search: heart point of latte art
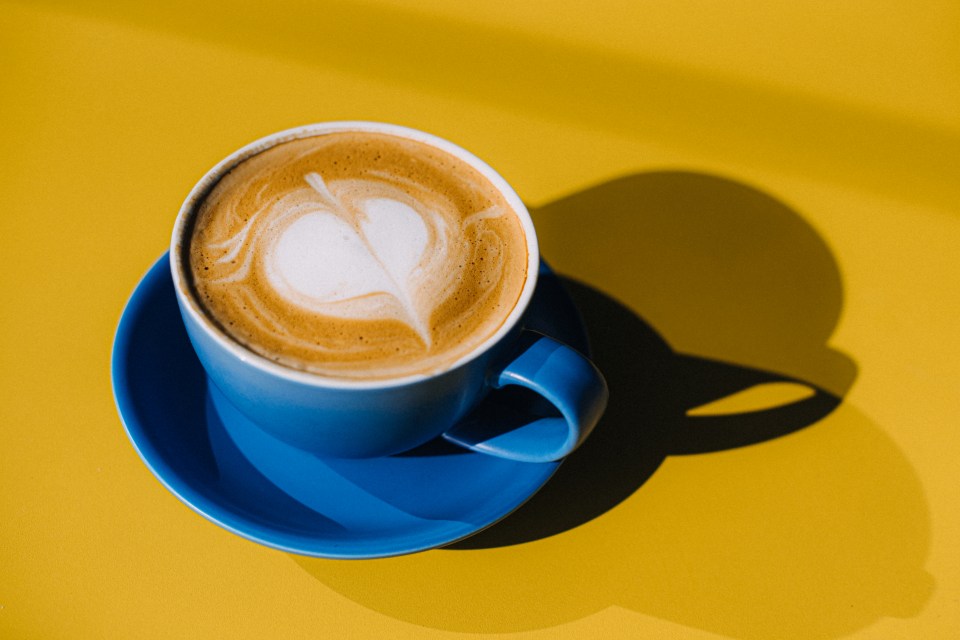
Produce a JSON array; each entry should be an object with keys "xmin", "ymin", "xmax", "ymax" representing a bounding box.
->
[{"xmin": 188, "ymin": 132, "xmax": 528, "ymax": 380}]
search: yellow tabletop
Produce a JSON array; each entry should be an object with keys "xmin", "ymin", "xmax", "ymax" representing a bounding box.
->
[{"xmin": 3, "ymin": 1, "xmax": 959, "ymax": 637}]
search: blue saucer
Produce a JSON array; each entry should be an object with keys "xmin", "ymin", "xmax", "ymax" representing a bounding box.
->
[{"xmin": 112, "ymin": 254, "xmax": 591, "ymax": 558}]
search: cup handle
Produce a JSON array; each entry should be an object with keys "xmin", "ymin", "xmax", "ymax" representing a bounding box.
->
[{"xmin": 443, "ymin": 331, "xmax": 609, "ymax": 463}]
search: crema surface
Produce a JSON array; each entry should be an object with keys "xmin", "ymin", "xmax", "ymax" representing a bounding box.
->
[{"xmin": 187, "ymin": 132, "xmax": 528, "ymax": 380}]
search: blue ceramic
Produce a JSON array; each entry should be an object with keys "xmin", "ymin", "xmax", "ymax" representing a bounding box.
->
[
  {"xmin": 113, "ymin": 254, "xmax": 593, "ymax": 558},
  {"xmin": 169, "ymin": 122, "xmax": 607, "ymax": 462}
]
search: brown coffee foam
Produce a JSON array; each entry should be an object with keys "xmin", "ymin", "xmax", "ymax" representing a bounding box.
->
[{"xmin": 188, "ymin": 131, "xmax": 527, "ymax": 380}]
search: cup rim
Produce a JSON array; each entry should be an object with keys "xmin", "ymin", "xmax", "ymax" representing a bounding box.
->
[{"xmin": 170, "ymin": 121, "xmax": 540, "ymax": 390}]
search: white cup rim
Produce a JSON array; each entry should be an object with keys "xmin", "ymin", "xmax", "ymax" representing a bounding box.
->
[{"xmin": 170, "ymin": 121, "xmax": 540, "ymax": 390}]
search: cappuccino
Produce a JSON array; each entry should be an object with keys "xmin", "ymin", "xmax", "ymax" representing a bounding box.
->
[{"xmin": 186, "ymin": 131, "xmax": 528, "ymax": 380}]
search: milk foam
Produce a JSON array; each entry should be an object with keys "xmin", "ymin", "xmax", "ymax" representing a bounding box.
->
[
  {"xmin": 188, "ymin": 132, "xmax": 527, "ymax": 380},
  {"xmin": 265, "ymin": 173, "xmax": 447, "ymax": 343}
]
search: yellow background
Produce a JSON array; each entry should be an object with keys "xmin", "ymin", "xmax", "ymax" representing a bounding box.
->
[{"xmin": 2, "ymin": 1, "xmax": 959, "ymax": 638}]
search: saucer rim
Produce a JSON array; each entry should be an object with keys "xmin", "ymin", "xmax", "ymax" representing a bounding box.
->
[{"xmin": 112, "ymin": 253, "xmax": 564, "ymax": 559}]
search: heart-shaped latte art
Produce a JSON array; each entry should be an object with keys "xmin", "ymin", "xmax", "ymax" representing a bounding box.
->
[
  {"xmin": 191, "ymin": 132, "xmax": 528, "ymax": 379},
  {"xmin": 263, "ymin": 173, "xmax": 434, "ymax": 343}
]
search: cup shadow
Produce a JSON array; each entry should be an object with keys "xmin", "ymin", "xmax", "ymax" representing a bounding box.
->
[
  {"xmin": 456, "ymin": 170, "xmax": 858, "ymax": 548},
  {"xmin": 294, "ymin": 171, "xmax": 932, "ymax": 638}
]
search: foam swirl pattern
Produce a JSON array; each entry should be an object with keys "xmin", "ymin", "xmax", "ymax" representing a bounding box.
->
[{"xmin": 188, "ymin": 133, "xmax": 527, "ymax": 380}]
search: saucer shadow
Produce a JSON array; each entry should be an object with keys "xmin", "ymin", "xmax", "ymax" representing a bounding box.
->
[
  {"xmin": 451, "ymin": 276, "xmax": 844, "ymax": 549},
  {"xmin": 295, "ymin": 171, "xmax": 932, "ymax": 638}
]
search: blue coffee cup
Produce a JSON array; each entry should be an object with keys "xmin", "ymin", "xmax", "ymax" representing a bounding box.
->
[{"xmin": 170, "ymin": 122, "xmax": 607, "ymax": 462}]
